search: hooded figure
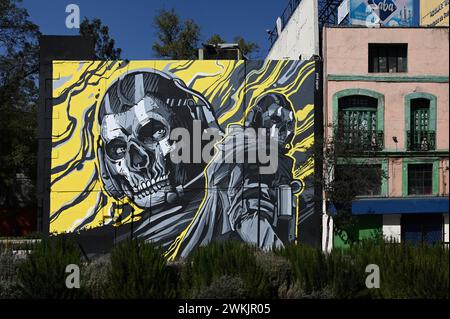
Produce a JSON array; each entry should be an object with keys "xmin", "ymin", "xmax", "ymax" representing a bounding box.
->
[
  {"xmin": 97, "ymin": 69, "xmax": 299, "ymax": 258},
  {"xmin": 167, "ymin": 93, "xmax": 300, "ymax": 259}
]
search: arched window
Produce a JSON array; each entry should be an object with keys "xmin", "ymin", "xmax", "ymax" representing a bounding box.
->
[
  {"xmin": 408, "ymin": 98, "xmax": 434, "ymax": 151},
  {"xmin": 405, "ymin": 93, "xmax": 437, "ymax": 151},
  {"xmin": 337, "ymin": 95, "xmax": 382, "ymax": 150}
]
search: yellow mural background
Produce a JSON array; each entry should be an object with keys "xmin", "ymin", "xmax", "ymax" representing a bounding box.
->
[
  {"xmin": 420, "ymin": 0, "xmax": 449, "ymax": 26},
  {"xmin": 50, "ymin": 60, "xmax": 315, "ymax": 251}
]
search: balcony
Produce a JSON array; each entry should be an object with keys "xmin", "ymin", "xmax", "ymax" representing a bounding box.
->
[
  {"xmin": 338, "ymin": 130, "xmax": 384, "ymax": 152},
  {"xmin": 407, "ymin": 131, "xmax": 436, "ymax": 151}
]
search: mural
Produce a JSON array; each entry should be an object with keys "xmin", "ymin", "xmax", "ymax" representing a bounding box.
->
[{"xmin": 50, "ymin": 60, "xmax": 316, "ymax": 260}]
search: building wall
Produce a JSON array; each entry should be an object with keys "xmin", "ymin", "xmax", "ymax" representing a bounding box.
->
[
  {"xmin": 323, "ymin": 28, "xmax": 449, "ymax": 188},
  {"xmin": 324, "ymin": 27, "xmax": 449, "ymax": 76},
  {"xmin": 388, "ymin": 158, "xmax": 449, "ymax": 197},
  {"xmin": 388, "ymin": 158, "xmax": 404, "ymax": 197},
  {"xmin": 439, "ymin": 158, "xmax": 450, "ymax": 195},
  {"xmin": 325, "ymin": 78, "xmax": 449, "ymax": 199},
  {"xmin": 323, "ymin": 27, "xmax": 450, "ymax": 151},
  {"xmin": 48, "ymin": 60, "xmax": 319, "ymax": 259},
  {"xmin": 333, "ymin": 215, "xmax": 382, "ymax": 248},
  {"xmin": 267, "ymin": 0, "xmax": 319, "ymax": 60},
  {"xmin": 325, "ymin": 81, "xmax": 449, "ymax": 151},
  {"xmin": 323, "ymin": 27, "xmax": 449, "ymax": 248}
]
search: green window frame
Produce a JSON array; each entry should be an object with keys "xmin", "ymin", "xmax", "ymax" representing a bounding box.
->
[
  {"xmin": 402, "ymin": 158, "xmax": 439, "ymax": 196},
  {"xmin": 404, "ymin": 93, "xmax": 437, "ymax": 151},
  {"xmin": 333, "ymin": 89, "xmax": 385, "ymax": 151}
]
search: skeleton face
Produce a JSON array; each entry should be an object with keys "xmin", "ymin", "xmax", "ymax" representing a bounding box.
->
[{"xmin": 100, "ymin": 95, "xmax": 175, "ymax": 208}]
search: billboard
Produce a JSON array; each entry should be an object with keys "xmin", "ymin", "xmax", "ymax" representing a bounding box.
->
[
  {"xmin": 338, "ymin": 0, "xmax": 351, "ymax": 24},
  {"xmin": 350, "ymin": 0, "xmax": 417, "ymax": 26},
  {"xmin": 49, "ymin": 60, "xmax": 317, "ymax": 259},
  {"xmin": 420, "ymin": 0, "xmax": 449, "ymax": 26}
]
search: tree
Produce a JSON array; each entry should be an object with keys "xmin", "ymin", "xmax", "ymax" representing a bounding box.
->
[
  {"xmin": 206, "ymin": 34, "xmax": 226, "ymax": 46},
  {"xmin": 153, "ymin": 10, "xmax": 259, "ymax": 59},
  {"xmin": 318, "ymin": 124, "xmax": 388, "ymax": 247},
  {"xmin": 206, "ymin": 34, "xmax": 259, "ymax": 58},
  {"xmin": 233, "ymin": 36, "xmax": 259, "ymax": 57},
  {"xmin": 79, "ymin": 17, "xmax": 122, "ymax": 60},
  {"xmin": 0, "ymin": 0, "xmax": 40, "ymax": 207},
  {"xmin": 152, "ymin": 9, "xmax": 200, "ymax": 59}
]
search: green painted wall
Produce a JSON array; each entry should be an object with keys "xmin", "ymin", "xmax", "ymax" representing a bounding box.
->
[{"xmin": 334, "ymin": 215, "xmax": 383, "ymax": 248}]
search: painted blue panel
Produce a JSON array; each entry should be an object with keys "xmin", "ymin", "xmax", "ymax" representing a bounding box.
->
[
  {"xmin": 352, "ymin": 197, "xmax": 449, "ymax": 215},
  {"xmin": 329, "ymin": 197, "xmax": 449, "ymax": 215},
  {"xmin": 349, "ymin": 0, "xmax": 418, "ymax": 26},
  {"xmin": 413, "ymin": 0, "xmax": 420, "ymax": 26}
]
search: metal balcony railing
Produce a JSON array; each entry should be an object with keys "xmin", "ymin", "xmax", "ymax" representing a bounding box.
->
[
  {"xmin": 407, "ymin": 131, "xmax": 436, "ymax": 151},
  {"xmin": 338, "ymin": 130, "xmax": 384, "ymax": 152}
]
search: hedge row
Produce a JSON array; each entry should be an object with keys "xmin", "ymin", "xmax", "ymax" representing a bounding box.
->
[{"xmin": 0, "ymin": 237, "xmax": 448, "ymax": 299}]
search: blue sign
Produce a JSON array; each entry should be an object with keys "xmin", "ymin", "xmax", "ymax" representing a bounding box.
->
[
  {"xmin": 349, "ymin": 0, "xmax": 418, "ymax": 26},
  {"xmin": 368, "ymin": 0, "xmax": 397, "ymax": 21}
]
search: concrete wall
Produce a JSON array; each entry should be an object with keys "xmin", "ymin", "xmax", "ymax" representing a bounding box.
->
[{"xmin": 267, "ymin": 0, "xmax": 319, "ymax": 60}]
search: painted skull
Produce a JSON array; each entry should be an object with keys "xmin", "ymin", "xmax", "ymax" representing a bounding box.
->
[
  {"xmin": 100, "ymin": 94, "xmax": 174, "ymax": 208},
  {"xmin": 245, "ymin": 93, "xmax": 295, "ymax": 147},
  {"xmin": 98, "ymin": 70, "xmax": 220, "ymax": 209}
]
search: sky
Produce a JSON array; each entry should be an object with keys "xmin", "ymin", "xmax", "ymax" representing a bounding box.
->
[{"xmin": 21, "ymin": 0, "xmax": 288, "ymax": 59}]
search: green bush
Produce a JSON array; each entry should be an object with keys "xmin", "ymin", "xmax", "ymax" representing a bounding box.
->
[
  {"xmin": 343, "ymin": 240, "xmax": 449, "ymax": 299},
  {"xmin": 327, "ymin": 245, "xmax": 370, "ymax": 298},
  {"xmin": 255, "ymin": 251, "xmax": 292, "ymax": 298},
  {"xmin": 16, "ymin": 236, "xmax": 86, "ymax": 299},
  {"xmin": 3, "ymin": 236, "xmax": 447, "ymax": 299},
  {"xmin": 277, "ymin": 240, "xmax": 449, "ymax": 299},
  {"xmin": 82, "ymin": 254, "xmax": 110, "ymax": 299},
  {"xmin": 106, "ymin": 240, "xmax": 177, "ymax": 299},
  {"xmin": 194, "ymin": 275, "xmax": 247, "ymax": 299},
  {"xmin": 181, "ymin": 241, "xmax": 270, "ymax": 298},
  {"xmin": 1, "ymin": 247, "xmax": 18, "ymax": 281},
  {"xmin": 0, "ymin": 248, "xmax": 23, "ymax": 299},
  {"xmin": 275, "ymin": 244, "xmax": 328, "ymax": 295},
  {"xmin": 278, "ymin": 282, "xmax": 334, "ymax": 299}
]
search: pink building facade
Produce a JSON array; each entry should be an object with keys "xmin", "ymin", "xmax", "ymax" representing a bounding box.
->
[{"xmin": 322, "ymin": 27, "xmax": 449, "ymax": 249}]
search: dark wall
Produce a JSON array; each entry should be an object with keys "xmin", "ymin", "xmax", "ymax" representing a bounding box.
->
[{"xmin": 37, "ymin": 36, "xmax": 95, "ymax": 234}]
